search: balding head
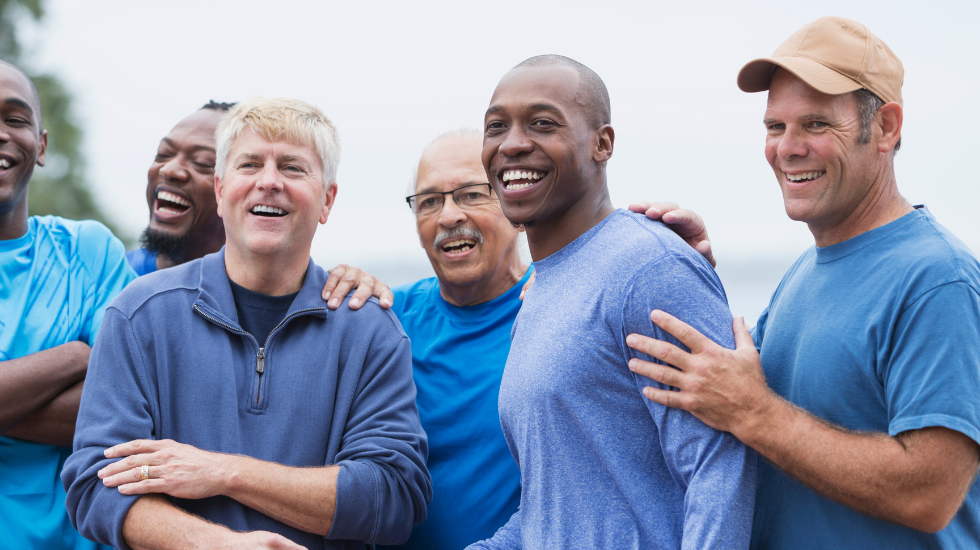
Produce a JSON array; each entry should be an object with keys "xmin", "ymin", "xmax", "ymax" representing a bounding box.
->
[
  {"xmin": 514, "ymin": 55, "xmax": 610, "ymax": 130},
  {"xmin": 0, "ymin": 60, "xmax": 42, "ymax": 133}
]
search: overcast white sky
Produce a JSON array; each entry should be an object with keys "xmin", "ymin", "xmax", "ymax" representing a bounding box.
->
[{"xmin": 14, "ymin": 0, "xmax": 980, "ymax": 320}]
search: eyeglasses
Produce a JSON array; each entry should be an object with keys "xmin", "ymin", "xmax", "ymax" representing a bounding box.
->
[{"xmin": 406, "ymin": 183, "xmax": 496, "ymax": 217}]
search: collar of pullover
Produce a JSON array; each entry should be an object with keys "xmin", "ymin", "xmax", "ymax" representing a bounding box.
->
[{"xmin": 192, "ymin": 247, "xmax": 328, "ymax": 332}]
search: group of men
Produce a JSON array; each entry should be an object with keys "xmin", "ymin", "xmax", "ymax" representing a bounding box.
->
[{"xmin": 1, "ymin": 15, "xmax": 978, "ymax": 550}]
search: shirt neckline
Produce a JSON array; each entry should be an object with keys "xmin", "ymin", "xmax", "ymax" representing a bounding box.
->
[
  {"xmin": 0, "ymin": 217, "xmax": 35, "ymax": 253},
  {"xmin": 815, "ymin": 206, "xmax": 929, "ymax": 264},
  {"xmin": 433, "ymin": 266, "xmax": 534, "ymax": 320}
]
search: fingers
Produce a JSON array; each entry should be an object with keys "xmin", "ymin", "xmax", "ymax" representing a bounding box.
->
[
  {"xmin": 733, "ymin": 316, "xmax": 755, "ymax": 351},
  {"xmin": 98, "ymin": 452, "xmax": 157, "ymax": 479},
  {"xmin": 625, "ymin": 333, "xmax": 693, "ymax": 371},
  {"xmin": 115, "ymin": 478, "xmax": 169, "ymax": 496},
  {"xmin": 519, "ymin": 271, "xmax": 536, "ymax": 301},
  {"xmin": 640, "ymin": 386, "xmax": 694, "ymax": 411},
  {"xmin": 694, "ymin": 240, "xmax": 716, "ymax": 268},
  {"xmin": 349, "ymin": 276, "xmax": 392, "ymax": 310},
  {"xmin": 105, "ymin": 439, "xmax": 163, "ymax": 459},
  {"xmin": 628, "ymin": 357, "xmax": 685, "ymax": 388},
  {"xmin": 649, "ymin": 310, "xmax": 713, "ymax": 354},
  {"xmin": 323, "ymin": 265, "xmax": 356, "ymax": 309},
  {"xmin": 627, "ymin": 201, "xmax": 680, "ymax": 221}
]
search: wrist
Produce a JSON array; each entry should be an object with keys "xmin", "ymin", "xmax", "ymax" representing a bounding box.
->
[
  {"xmin": 219, "ymin": 454, "xmax": 246, "ymax": 499},
  {"xmin": 731, "ymin": 389, "xmax": 782, "ymax": 447}
]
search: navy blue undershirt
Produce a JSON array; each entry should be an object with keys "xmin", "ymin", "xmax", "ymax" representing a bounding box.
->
[{"xmin": 228, "ymin": 279, "xmax": 298, "ymax": 346}]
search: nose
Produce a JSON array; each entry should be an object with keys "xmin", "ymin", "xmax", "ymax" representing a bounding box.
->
[
  {"xmin": 257, "ymin": 164, "xmax": 283, "ymax": 192},
  {"xmin": 498, "ymin": 125, "xmax": 534, "ymax": 158},
  {"xmin": 159, "ymin": 156, "xmax": 189, "ymax": 182},
  {"xmin": 776, "ymin": 126, "xmax": 809, "ymax": 161},
  {"xmin": 438, "ymin": 194, "xmax": 467, "ymax": 228}
]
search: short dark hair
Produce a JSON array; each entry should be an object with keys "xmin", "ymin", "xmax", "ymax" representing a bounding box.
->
[
  {"xmin": 0, "ymin": 60, "xmax": 43, "ymax": 133},
  {"xmin": 201, "ymin": 100, "xmax": 236, "ymax": 112},
  {"xmin": 854, "ymin": 89, "xmax": 900, "ymax": 152},
  {"xmin": 514, "ymin": 55, "xmax": 610, "ymax": 130}
]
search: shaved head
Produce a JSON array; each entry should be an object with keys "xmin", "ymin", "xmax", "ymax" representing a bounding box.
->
[
  {"xmin": 0, "ymin": 60, "xmax": 42, "ymax": 133},
  {"xmin": 515, "ymin": 55, "xmax": 610, "ymax": 129}
]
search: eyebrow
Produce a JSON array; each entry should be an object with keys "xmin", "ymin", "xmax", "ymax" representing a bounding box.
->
[
  {"xmin": 3, "ymin": 97, "xmax": 34, "ymax": 116},
  {"xmin": 161, "ymin": 137, "xmax": 215, "ymax": 153},
  {"xmin": 416, "ymin": 182, "xmax": 487, "ymax": 194},
  {"xmin": 763, "ymin": 113, "xmax": 828, "ymax": 126},
  {"xmin": 485, "ymin": 102, "xmax": 564, "ymax": 117}
]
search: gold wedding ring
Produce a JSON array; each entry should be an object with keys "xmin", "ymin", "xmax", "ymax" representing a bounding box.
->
[{"xmin": 140, "ymin": 464, "xmax": 149, "ymax": 480}]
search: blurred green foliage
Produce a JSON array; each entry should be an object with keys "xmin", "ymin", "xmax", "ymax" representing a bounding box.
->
[{"xmin": 1, "ymin": 0, "xmax": 125, "ymax": 241}]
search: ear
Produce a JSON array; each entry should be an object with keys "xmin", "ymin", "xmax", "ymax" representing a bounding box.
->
[
  {"xmin": 594, "ymin": 124, "xmax": 614, "ymax": 163},
  {"xmin": 35, "ymin": 129, "xmax": 48, "ymax": 167},
  {"xmin": 214, "ymin": 174, "xmax": 225, "ymax": 218},
  {"xmin": 876, "ymin": 102, "xmax": 903, "ymax": 154},
  {"xmin": 319, "ymin": 182, "xmax": 338, "ymax": 224}
]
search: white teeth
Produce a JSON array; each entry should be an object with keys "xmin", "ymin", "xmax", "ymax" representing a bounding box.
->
[
  {"xmin": 787, "ymin": 171, "xmax": 825, "ymax": 182},
  {"xmin": 0, "ymin": 159, "xmax": 9, "ymax": 168},
  {"xmin": 157, "ymin": 190, "xmax": 191, "ymax": 207},
  {"xmin": 508, "ymin": 182, "xmax": 534, "ymax": 190},
  {"xmin": 443, "ymin": 239, "xmax": 475, "ymax": 249},
  {"xmin": 252, "ymin": 204, "xmax": 285, "ymax": 215},
  {"xmin": 502, "ymin": 170, "xmax": 546, "ymax": 183}
]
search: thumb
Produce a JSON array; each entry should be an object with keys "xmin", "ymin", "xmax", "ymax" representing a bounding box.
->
[{"xmin": 733, "ymin": 316, "xmax": 755, "ymax": 351}]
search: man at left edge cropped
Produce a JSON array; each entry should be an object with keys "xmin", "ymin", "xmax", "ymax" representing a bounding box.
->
[{"xmin": 0, "ymin": 60, "xmax": 133, "ymax": 549}]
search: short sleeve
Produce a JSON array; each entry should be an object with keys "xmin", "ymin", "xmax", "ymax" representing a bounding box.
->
[
  {"xmin": 76, "ymin": 221, "xmax": 136, "ymax": 346},
  {"xmin": 885, "ymin": 282, "xmax": 980, "ymax": 446}
]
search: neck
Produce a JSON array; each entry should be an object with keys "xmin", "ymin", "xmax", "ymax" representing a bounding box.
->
[
  {"xmin": 0, "ymin": 195, "xmax": 29, "ymax": 241},
  {"xmin": 156, "ymin": 218, "xmax": 227, "ymax": 270},
  {"xmin": 439, "ymin": 253, "xmax": 528, "ymax": 307},
  {"xmin": 224, "ymin": 245, "xmax": 309, "ymax": 296},
  {"xmin": 525, "ymin": 177, "xmax": 614, "ymax": 261},
  {"xmin": 809, "ymin": 162, "xmax": 912, "ymax": 247}
]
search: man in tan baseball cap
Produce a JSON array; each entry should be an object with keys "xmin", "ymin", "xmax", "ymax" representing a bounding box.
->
[{"xmin": 625, "ymin": 15, "xmax": 980, "ymax": 549}]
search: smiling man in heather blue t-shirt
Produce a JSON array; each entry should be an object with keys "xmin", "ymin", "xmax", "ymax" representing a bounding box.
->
[{"xmin": 467, "ymin": 55, "xmax": 755, "ymax": 550}]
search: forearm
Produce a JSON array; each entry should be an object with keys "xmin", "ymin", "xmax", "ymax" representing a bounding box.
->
[
  {"xmin": 223, "ymin": 455, "xmax": 339, "ymax": 536},
  {"xmin": 738, "ymin": 396, "xmax": 977, "ymax": 531},
  {"xmin": 2, "ymin": 379, "xmax": 82, "ymax": 446},
  {"xmin": 123, "ymin": 495, "xmax": 235, "ymax": 550},
  {"xmin": 0, "ymin": 341, "xmax": 89, "ymax": 430}
]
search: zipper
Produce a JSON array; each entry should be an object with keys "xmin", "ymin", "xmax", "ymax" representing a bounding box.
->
[{"xmin": 195, "ymin": 305, "xmax": 326, "ymax": 408}]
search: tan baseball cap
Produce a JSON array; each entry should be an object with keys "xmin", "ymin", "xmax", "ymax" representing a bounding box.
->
[{"xmin": 737, "ymin": 16, "xmax": 904, "ymax": 106}]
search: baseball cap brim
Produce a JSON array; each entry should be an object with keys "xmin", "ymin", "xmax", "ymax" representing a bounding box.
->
[{"xmin": 738, "ymin": 56, "xmax": 864, "ymax": 96}]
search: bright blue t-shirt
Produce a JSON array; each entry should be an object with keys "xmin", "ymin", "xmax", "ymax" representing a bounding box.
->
[
  {"xmin": 125, "ymin": 247, "xmax": 157, "ymax": 277},
  {"xmin": 383, "ymin": 268, "xmax": 530, "ymax": 550},
  {"xmin": 0, "ymin": 215, "xmax": 134, "ymax": 549},
  {"xmin": 471, "ymin": 210, "xmax": 755, "ymax": 550},
  {"xmin": 751, "ymin": 207, "xmax": 980, "ymax": 549}
]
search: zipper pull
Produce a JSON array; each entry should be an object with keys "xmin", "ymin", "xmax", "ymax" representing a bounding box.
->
[{"xmin": 256, "ymin": 347, "xmax": 265, "ymax": 374}]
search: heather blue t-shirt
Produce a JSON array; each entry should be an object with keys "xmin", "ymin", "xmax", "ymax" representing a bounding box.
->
[
  {"xmin": 751, "ymin": 207, "xmax": 980, "ymax": 549},
  {"xmin": 125, "ymin": 247, "xmax": 157, "ymax": 277},
  {"xmin": 383, "ymin": 268, "xmax": 530, "ymax": 549},
  {"xmin": 470, "ymin": 210, "xmax": 756, "ymax": 550},
  {"xmin": 1, "ymin": 216, "xmax": 133, "ymax": 550}
]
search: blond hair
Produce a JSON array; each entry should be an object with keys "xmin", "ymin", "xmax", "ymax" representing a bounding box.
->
[{"xmin": 215, "ymin": 96, "xmax": 341, "ymax": 185}]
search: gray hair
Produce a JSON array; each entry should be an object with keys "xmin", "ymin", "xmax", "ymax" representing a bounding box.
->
[{"xmin": 855, "ymin": 89, "xmax": 901, "ymax": 153}]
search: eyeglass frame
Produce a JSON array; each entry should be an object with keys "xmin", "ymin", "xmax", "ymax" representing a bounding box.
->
[{"xmin": 405, "ymin": 183, "xmax": 496, "ymax": 216}]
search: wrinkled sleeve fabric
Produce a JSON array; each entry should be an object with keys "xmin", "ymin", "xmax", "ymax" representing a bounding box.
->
[
  {"xmin": 884, "ymin": 282, "xmax": 980, "ymax": 445},
  {"xmin": 327, "ymin": 315, "xmax": 432, "ymax": 545},
  {"xmin": 61, "ymin": 307, "xmax": 154, "ymax": 550},
  {"xmin": 623, "ymin": 254, "xmax": 756, "ymax": 550},
  {"xmin": 76, "ymin": 221, "xmax": 136, "ymax": 345},
  {"xmin": 464, "ymin": 508, "xmax": 522, "ymax": 550}
]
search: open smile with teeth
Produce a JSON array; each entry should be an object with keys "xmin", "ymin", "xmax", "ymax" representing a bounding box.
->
[
  {"xmin": 441, "ymin": 239, "xmax": 477, "ymax": 254},
  {"xmin": 251, "ymin": 204, "xmax": 286, "ymax": 217},
  {"xmin": 0, "ymin": 158, "xmax": 12, "ymax": 169},
  {"xmin": 156, "ymin": 190, "xmax": 191, "ymax": 215},
  {"xmin": 786, "ymin": 171, "xmax": 825, "ymax": 183},
  {"xmin": 502, "ymin": 169, "xmax": 546, "ymax": 190}
]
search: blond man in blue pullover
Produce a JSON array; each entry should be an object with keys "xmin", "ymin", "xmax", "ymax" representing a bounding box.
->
[{"xmin": 62, "ymin": 97, "xmax": 431, "ymax": 550}]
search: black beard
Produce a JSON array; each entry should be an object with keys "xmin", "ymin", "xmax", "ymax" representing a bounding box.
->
[
  {"xmin": 510, "ymin": 221, "xmax": 535, "ymax": 229},
  {"xmin": 140, "ymin": 227, "xmax": 189, "ymax": 263}
]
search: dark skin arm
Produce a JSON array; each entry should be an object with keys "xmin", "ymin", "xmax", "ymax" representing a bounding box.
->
[
  {"xmin": 3, "ymin": 379, "xmax": 83, "ymax": 446},
  {"xmin": 0, "ymin": 341, "xmax": 89, "ymax": 435}
]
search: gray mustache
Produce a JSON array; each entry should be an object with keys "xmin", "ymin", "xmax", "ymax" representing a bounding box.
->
[{"xmin": 433, "ymin": 226, "xmax": 484, "ymax": 251}]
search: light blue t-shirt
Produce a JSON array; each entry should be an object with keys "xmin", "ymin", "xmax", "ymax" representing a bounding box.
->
[
  {"xmin": 751, "ymin": 207, "xmax": 980, "ymax": 549},
  {"xmin": 0, "ymin": 216, "xmax": 134, "ymax": 549},
  {"xmin": 383, "ymin": 268, "xmax": 530, "ymax": 549},
  {"xmin": 470, "ymin": 210, "xmax": 756, "ymax": 550}
]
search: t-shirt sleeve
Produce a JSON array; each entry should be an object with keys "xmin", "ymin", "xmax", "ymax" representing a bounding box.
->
[
  {"xmin": 622, "ymin": 253, "xmax": 756, "ymax": 550},
  {"xmin": 61, "ymin": 307, "xmax": 153, "ymax": 550},
  {"xmin": 885, "ymin": 281, "xmax": 980, "ymax": 446},
  {"xmin": 77, "ymin": 221, "xmax": 136, "ymax": 346}
]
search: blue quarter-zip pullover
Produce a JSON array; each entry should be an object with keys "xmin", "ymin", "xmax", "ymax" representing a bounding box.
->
[{"xmin": 62, "ymin": 248, "xmax": 431, "ymax": 549}]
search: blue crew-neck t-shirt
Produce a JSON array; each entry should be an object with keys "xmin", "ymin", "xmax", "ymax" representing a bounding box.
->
[
  {"xmin": 470, "ymin": 210, "xmax": 756, "ymax": 550},
  {"xmin": 751, "ymin": 207, "xmax": 980, "ymax": 549},
  {"xmin": 228, "ymin": 279, "xmax": 298, "ymax": 346},
  {"xmin": 0, "ymin": 216, "xmax": 134, "ymax": 549},
  {"xmin": 125, "ymin": 247, "xmax": 158, "ymax": 277},
  {"xmin": 383, "ymin": 268, "xmax": 530, "ymax": 550}
]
